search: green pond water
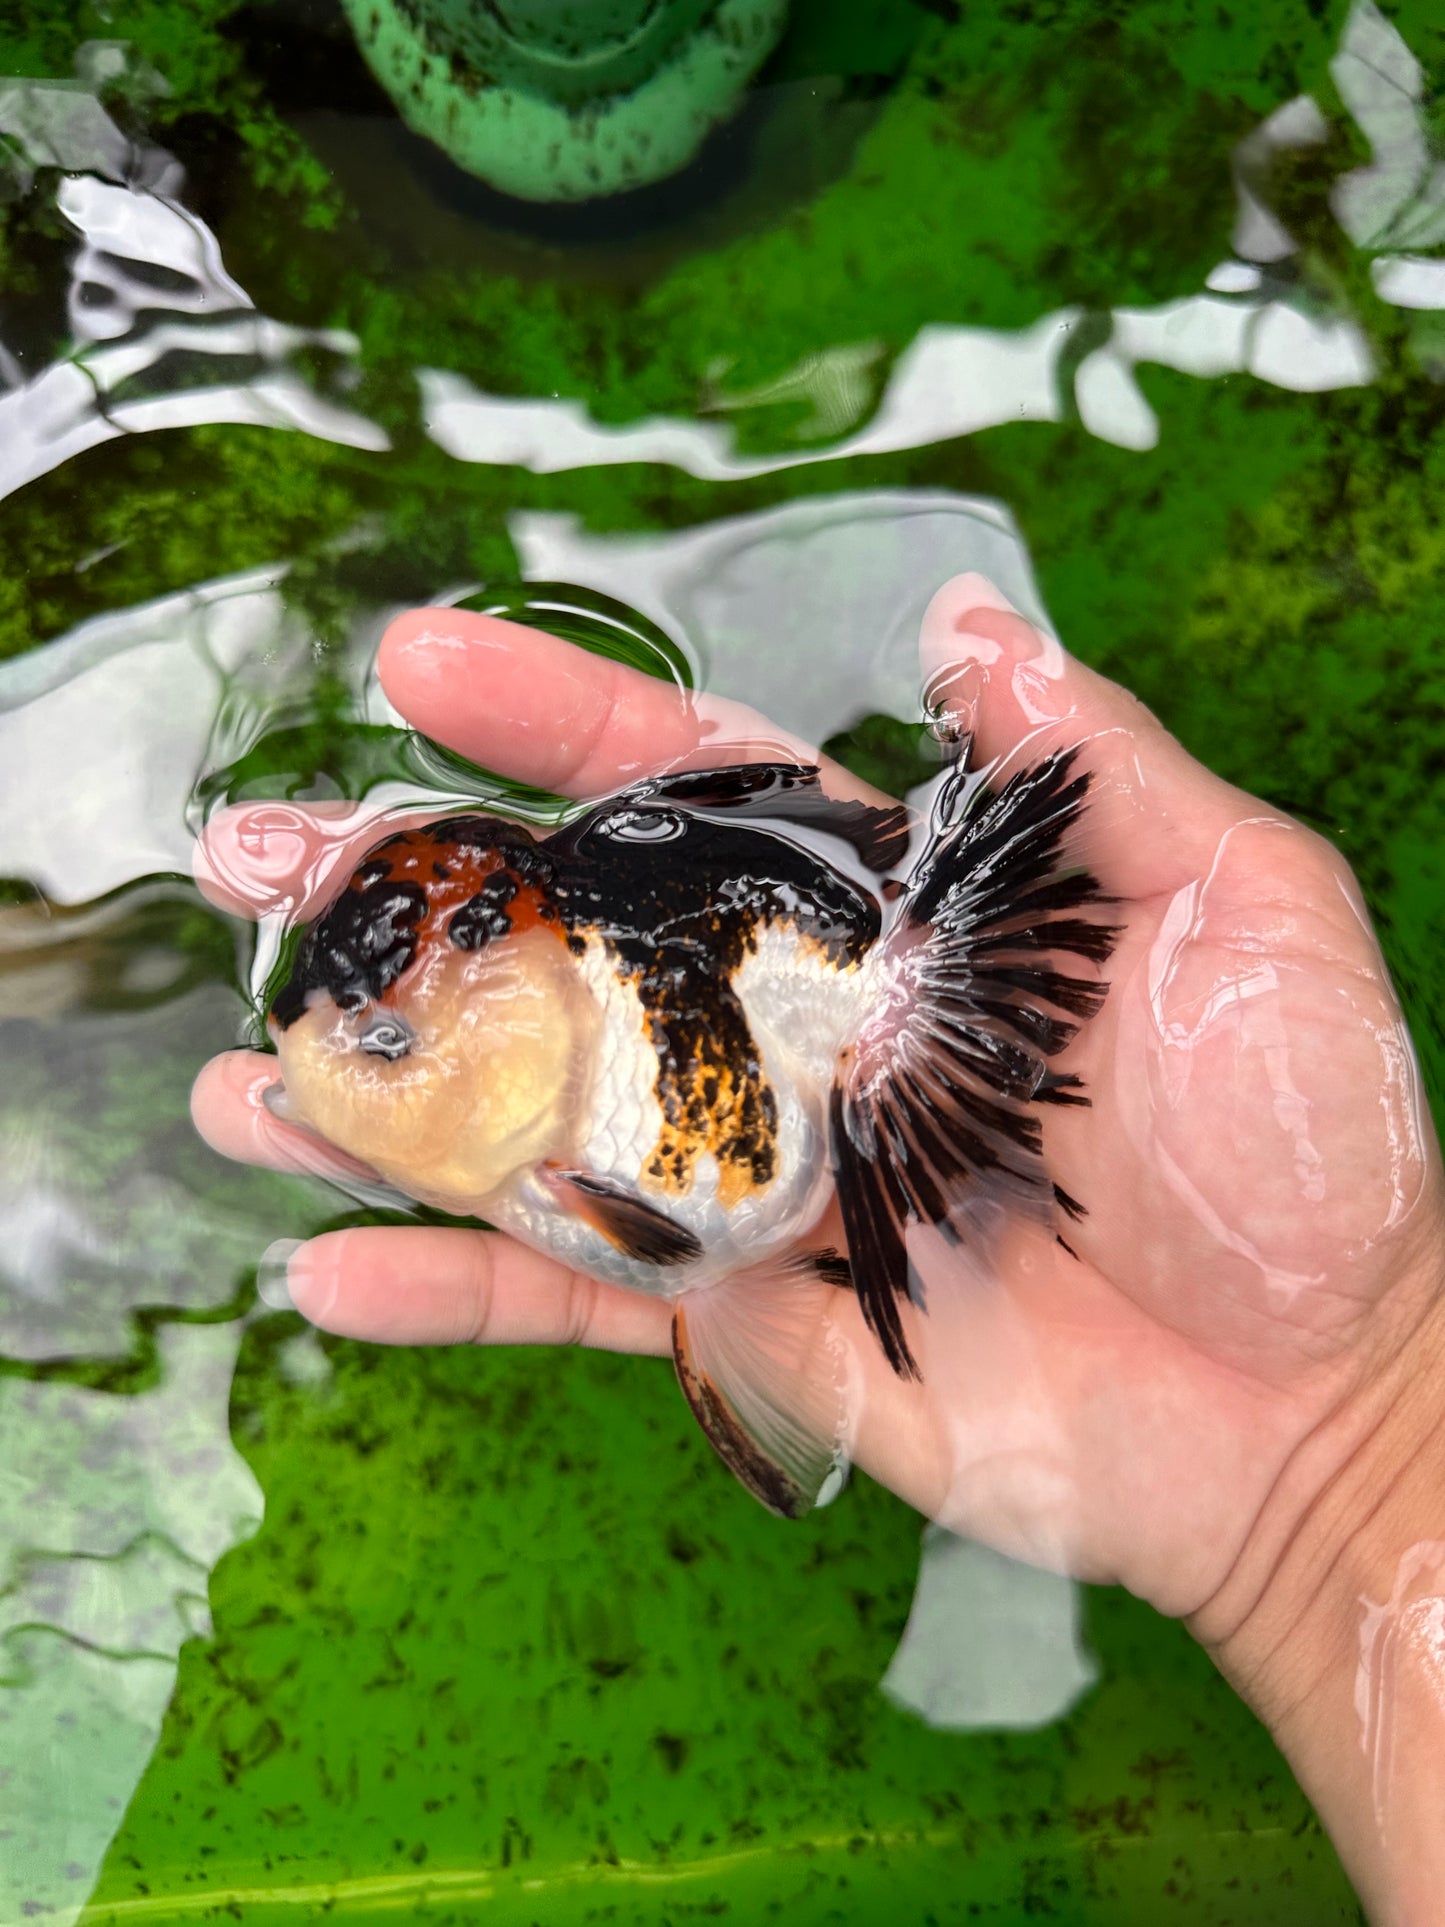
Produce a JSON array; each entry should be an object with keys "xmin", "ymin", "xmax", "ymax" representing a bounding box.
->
[{"xmin": 1, "ymin": 0, "xmax": 1442, "ymax": 1919}]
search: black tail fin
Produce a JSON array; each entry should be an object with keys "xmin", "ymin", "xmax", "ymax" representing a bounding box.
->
[{"xmin": 829, "ymin": 746, "xmax": 1119, "ymax": 1378}]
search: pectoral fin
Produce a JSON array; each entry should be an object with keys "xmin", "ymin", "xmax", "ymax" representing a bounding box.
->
[
  {"xmin": 672, "ymin": 1251, "xmax": 851, "ymax": 1519},
  {"xmin": 544, "ymin": 1165, "xmax": 702, "ymax": 1267}
]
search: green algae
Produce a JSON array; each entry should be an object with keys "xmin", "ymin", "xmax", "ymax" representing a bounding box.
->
[{"xmin": 81, "ymin": 1329, "xmax": 1357, "ymax": 1926}]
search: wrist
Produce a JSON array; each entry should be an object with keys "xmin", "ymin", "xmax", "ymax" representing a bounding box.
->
[{"xmin": 1190, "ymin": 1259, "xmax": 1445, "ymax": 1924}]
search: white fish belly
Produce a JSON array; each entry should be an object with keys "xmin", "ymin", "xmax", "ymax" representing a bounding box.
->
[{"xmin": 488, "ymin": 927, "xmax": 870, "ymax": 1296}]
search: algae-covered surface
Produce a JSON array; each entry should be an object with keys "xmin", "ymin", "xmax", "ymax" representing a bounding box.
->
[{"xmin": 2, "ymin": 0, "xmax": 1442, "ymax": 1918}]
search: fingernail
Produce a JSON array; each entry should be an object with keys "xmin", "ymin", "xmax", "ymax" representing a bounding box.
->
[
  {"xmin": 258, "ymin": 1238, "xmax": 304, "ymax": 1311},
  {"xmin": 259, "ymin": 1238, "xmax": 335, "ymax": 1320},
  {"xmin": 261, "ymin": 1081, "xmax": 296, "ymax": 1122},
  {"xmin": 950, "ymin": 574, "xmax": 1021, "ymax": 619},
  {"xmin": 921, "ymin": 574, "xmax": 1035, "ymax": 680},
  {"xmin": 950, "ymin": 603, "xmax": 1038, "ymax": 662}
]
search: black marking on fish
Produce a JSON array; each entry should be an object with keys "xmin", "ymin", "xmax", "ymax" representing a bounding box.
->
[
  {"xmin": 449, "ymin": 870, "xmax": 520, "ymax": 950},
  {"xmin": 426, "ymin": 814, "xmax": 556, "ymax": 886},
  {"xmin": 673, "ymin": 1327, "xmax": 805, "ymax": 1518},
  {"xmin": 271, "ymin": 875, "xmax": 427, "ymax": 1028},
  {"xmin": 670, "ymin": 1248, "xmax": 849, "ymax": 1519},
  {"xmin": 1037, "ymin": 1070, "xmax": 1090, "ymax": 1107},
  {"xmin": 1053, "ymin": 1182, "xmax": 1086, "ymax": 1222},
  {"xmin": 813, "ymin": 1248, "xmax": 853, "ymax": 1291},
  {"xmin": 546, "ymin": 1167, "xmax": 703, "ymax": 1267},
  {"xmin": 542, "ymin": 765, "xmax": 882, "ymax": 1202},
  {"xmin": 272, "ymin": 819, "xmax": 562, "ymax": 1030},
  {"xmin": 830, "ymin": 745, "xmax": 1120, "ymax": 1380}
]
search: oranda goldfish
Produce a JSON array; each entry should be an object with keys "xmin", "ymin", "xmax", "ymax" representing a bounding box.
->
[{"xmin": 266, "ymin": 749, "xmax": 1116, "ymax": 1515}]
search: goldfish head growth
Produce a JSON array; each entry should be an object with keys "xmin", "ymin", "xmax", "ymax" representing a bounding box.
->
[{"xmin": 268, "ymin": 820, "xmax": 595, "ymax": 1213}]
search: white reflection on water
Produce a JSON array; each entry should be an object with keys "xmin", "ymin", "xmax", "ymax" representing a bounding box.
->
[
  {"xmin": 420, "ymin": 310, "xmax": 1079, "ymax": 476},
  {"xmin": 0, "ymin": 42, "xmax": 177, "ymax": 194},
  {"xmin": 509, "ymin": 490, "xmax": 1050, "ymax": 747},
  {"xmin": 0, "ymin": 569, "xmax": 313, "ymax": 902},
  {"xmin": 0, "ymin": 1325, "xmax": 261, "ymax": 1927},
  {"xmin": 882, "ymin": 1527, "xmax": 1098, "ymax": 1733},
  {"xmin": 0, "ymin": 53, "xmax": 388, "ymax": 502},
  {"xmin": 1074, "ymin": 294, "xmax": 1376, "ymax": 454},
  {"xmin": 1331, "ymin": 0, "xmax": 1445, "ymax": 252},
  {"xmin": 0, "ymin": 993, "xmax": 301, "ymax": 1361}
]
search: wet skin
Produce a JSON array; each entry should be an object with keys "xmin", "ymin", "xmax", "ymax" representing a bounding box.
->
[{"xmin": 193, "ymin": 574, "xmax": 1445, "ymax": 1923}]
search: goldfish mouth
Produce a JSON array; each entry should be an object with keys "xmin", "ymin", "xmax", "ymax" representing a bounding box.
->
[{"xmin": 356, "ymin": 1012, "xmax": 415, "ymax": 1060}]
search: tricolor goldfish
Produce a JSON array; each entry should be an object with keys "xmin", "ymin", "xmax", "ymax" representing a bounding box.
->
[{"xmin": 266, "ymin": 748, "xmax": 1116, "ymax": 1515}]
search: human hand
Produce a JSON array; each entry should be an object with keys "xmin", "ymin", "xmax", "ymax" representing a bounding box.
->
[{"xmin": 193, "ymin": 576, "xmax": 1444, "ymax": 1920}]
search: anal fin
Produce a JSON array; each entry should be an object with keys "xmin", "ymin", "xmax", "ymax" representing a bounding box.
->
[
  {"xmin": 546, "ymin": 1167, "xmax": 702, "ymax": 1267},
  {"xmin": 672, "ymin": 1251, "xmax": 850, "ymax": 1519}
]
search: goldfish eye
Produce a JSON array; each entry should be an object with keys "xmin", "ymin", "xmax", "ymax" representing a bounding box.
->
[
  {"xmin": 358, "ymin": 1015, "xmax": 414, "ymax": 1061},
  {"xmin": 600, "ymin": 807, "xmax": 686, "ymax": 843}
]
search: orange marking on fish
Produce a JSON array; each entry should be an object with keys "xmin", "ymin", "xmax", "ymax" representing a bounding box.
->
[
  {"xmin": 359, "ymin": 832, "xmax": 563, "ymax": 999},
  {"xmin": 636, "ymin": 1001, "xmax": 778, "ymax": 1211}
]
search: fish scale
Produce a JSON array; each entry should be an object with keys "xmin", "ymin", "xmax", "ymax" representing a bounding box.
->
[{"xmin": 574, "ymin": 935, "xmax": 665, "ymax": 1197}]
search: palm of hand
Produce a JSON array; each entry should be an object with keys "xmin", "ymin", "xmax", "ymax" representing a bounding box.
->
[
  {"xmin": 192, "ymin": 577, "xmax": 1441, "ymax": 1625},
  {"xmin": 855, "ymin": 802, "xmax": 1432, "ymax": 1621}
]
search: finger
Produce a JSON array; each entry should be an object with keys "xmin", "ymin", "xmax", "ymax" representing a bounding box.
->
[
  {"xmin": 195, "ymin": 615, "xmax": 895, "ymax": 926},
  {"xmin": 278, "ymin": 1225, "xmax": 673, "ymax": 1356},
  {"xmin": 378, "ymin": 607, "xmax": 885, "ymax": 803},
  {"xmin": 919, "ymin": 574, "xmax": 1260, "ymax": 899},
  {"xmin": 192, "ymin": 1049, "xmax": 383, "ymax": 1186},
  {"xmin": 194, "ymin": 800, "xmax": 440, "ymax": 921}
]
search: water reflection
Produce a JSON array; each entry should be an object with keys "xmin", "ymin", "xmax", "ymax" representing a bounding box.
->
[
  {"xmin": 882, "ymin": 1530, "xmax": 1097, "ymax": 1734},
  {"xmin": 2, "ymin": 7, "xmax": 1438, "ymax": 514},
  {"xmin": 0, "ymin": 1326, "xmax": 261, "ymax": 1927},
  {"xmin": 0, "ymin": 51, "xmax": 386, "ymax": 502},
  {"xmin": 1330, "ymin": 0, "xmax": 1445, "ymax": 252},
  {"xmin": 0, "ymin": 572, "xmax": 308, "ymax": 900},
  {"xmin": 0, "ymin": 991, "xmax": 282, "ymax": 1360},
  {"xmin": 426, "ymin": 0, "xmax": 1445, "ymax": 472},
  {"xmin": 511, "ymin": 490, "xmax": 1050, "ymax": 746},
  {"xmin": 419, "ymin": 311, "xmax": 1079, "ymax": 474}
]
